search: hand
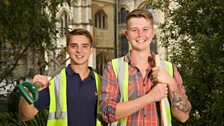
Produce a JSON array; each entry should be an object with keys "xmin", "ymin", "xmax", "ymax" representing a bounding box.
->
[
  {"xmin": 152, "ymin": 66, "xmax": 173, "ymax": 86},
  {"xmin": 147, "ymin": 83, "xmax": 168, "ymax": 102},
  {"xmin": 32, "ymin": 75, "xmax": 50, "ymax": 91}
]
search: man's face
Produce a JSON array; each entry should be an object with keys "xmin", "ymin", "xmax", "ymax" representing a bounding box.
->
[
  {"xmin": 67, "ymin": 35, "xmax": 93, "ymax": 65},
  {"xmin": 125, "ymin": 17, "xmax": 154, "ymax": 52}
]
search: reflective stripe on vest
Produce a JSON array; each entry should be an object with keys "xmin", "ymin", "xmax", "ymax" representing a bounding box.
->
[
  {"xmin": 111, "ymin": 57, "xmax": 173, "ymax": 126},
  {"xmin": 94, "ymin": 72, "xmax": 103, "ymax": 126},
  {"xmin": 111, "ymin": 57, "xmax": 128, "ymax": 125},
  {"xmin": 47, "ymin": 68, "xmax": 67, "ymax": 126},
  {"xmin": 47, "ymin": 68, "xmax": 102, "ymax": 126}
]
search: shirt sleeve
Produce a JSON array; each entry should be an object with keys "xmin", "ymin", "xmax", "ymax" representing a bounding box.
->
[
  {"xmin": 34, "ymin": 87, "xmax": 50, "ymax": 111},
  {"xmin": 99, "ymin": 62, "xmax": 120, "ymax": 123},
  {"xmin": 173, "ymin": 64, "xmax": 186, "ymax": 94}
]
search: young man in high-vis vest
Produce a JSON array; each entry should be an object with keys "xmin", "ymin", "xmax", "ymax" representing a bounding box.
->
[
  {"xmin": 18, "ymin": 29, "xmax": 105, "ymax": 126},
  {"xmin": 99, "ymin": 9, "xmax": 192, "ymax": 126}
]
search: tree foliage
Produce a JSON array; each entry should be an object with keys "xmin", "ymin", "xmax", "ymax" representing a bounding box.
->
[
  {"xmin": 0, "ymin": 0, "xmax": 74, "ymax": 125},
  {"xmin": 0, "ymin": 0, "xmax": 74, "ymax": 93},
  {"xmin": 152, "ymin": 0, "xmax": 224, "ymax": 125}
]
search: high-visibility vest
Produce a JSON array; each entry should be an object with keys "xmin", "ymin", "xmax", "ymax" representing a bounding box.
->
[
  {"xmin": 111, "ymin": 56, "xmax": 173, "ymax": 126},
  {"xmin": 47, "ymin": 68, "xmax": 102, "ymax": 126}
]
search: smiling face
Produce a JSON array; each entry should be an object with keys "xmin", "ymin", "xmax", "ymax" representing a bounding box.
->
[
  {"xmin": 125, "ymin": 9, "xmax": 155, "ymax": 52},
  {"xmin": 126, "ymin": 17, "xmax": 154, "ymax": 52},
  {"xmin": 67, "ymin": 35, "xmax": 93, "ymax": 66}
]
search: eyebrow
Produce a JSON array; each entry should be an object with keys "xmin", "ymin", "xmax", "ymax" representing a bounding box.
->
[
  {"xmin": 69, "ymin": 42, "xmax": 90, "ymax": 46},
  {"xmin": 82, "ymin": 43, "xmax": 90, "ymax": 46},
  {"xmin": 129, "ymin": 26, "xmax": 152, "ymax": 29}
]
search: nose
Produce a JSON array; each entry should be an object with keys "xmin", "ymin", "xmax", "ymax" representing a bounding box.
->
[
  {"xmin": 75, "ymin": 46, "xmax": 82, "ymax": 53},
  {"xmin": 137, "ymin": 29, "xmax": 143, "ymax": 37}
]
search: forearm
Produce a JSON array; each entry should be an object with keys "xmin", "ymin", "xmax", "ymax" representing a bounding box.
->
[
  {"xmin": 18, "ymin": 97, "xmax": 38, "ymax": 121},
  {"xmin": 169, "ymin": 81, "xmax": 192, "ymax": 122},
  {"xmin": 100, "ymin": 94, "xmax": 154, "ymax": 123},
  {"xmin": 116, "ymin": 94, "xmax": 152, "ymax": 120}
]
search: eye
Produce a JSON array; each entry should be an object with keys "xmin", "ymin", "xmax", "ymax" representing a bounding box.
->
[
  {"xmin": 69, "ymin": 43, "xmax": 77, "ymax": 48},
  {"xmin": 82, "ymin": 44, "xmax": 90, "ymax": 48},
  {"xmin": 83, "ymin": 45, "xmax": 88, "ymax": 48},
  {"xmin": 143, "ymin": 28, "xmax": 149, "ymax": 31},
  {"xmin": 131, "ymin": 29, "xmax": 137, "ymax": 32},
  {"xmin": 71, "ymin": 45, "xmax": 76, "ymax": 48}
]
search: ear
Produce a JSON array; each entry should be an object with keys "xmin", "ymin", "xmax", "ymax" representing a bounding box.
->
[
  {"xmin": 125, "ymin": 30, "xmax": 129, "ymax": 40},
  {"xmin": 152, "ymin": 28, "xmax": 155, "ymax": 38},
  {"xmin": 66, "ymin": 47, "xmax": 69, "ymax": 54},
  {"xmin": 90, "ymin": 46, "xmax": 93, "ymax": 53}
]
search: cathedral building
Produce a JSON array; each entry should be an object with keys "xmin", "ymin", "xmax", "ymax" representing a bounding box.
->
[{"xmin": 53, "ymin": 0, "xmax": 169, "ymax": 75}]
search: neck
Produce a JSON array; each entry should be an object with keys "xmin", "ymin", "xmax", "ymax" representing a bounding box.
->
[
  {"xmin": 131, "ymin": 49, "xmax": 151, "ymax": 65},
  {"xmin": 130, "ymin": 50, "xmax": 151, "ymax": 78},
  {"xmin": 70, "ymin": 64, "xmax": 90, "ymax": 80}
]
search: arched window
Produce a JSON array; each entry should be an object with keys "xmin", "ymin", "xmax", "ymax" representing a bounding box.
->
[
  {"xmin": 59, "ymin": 11, "xmax": 68, "ymax": 37},
  {"xmin": 95, "ymin": 10, "xmax": 107, "ymax": 29},
  {"xmin": 120, "ymin": 36, "xmax": 129, "ymax": 56},
  {"xmin": 120, "ymin": 7, "xmax": 129, "ymax": 24}
]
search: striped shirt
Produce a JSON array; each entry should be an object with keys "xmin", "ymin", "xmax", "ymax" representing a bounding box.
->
[{"xmin": 99, "ymin": 52, "xmax": 186, "ymax": 126}]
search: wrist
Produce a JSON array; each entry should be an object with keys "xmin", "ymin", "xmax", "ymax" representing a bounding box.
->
[
  {"xmin": 168, "ymin": 78, "xmax": 178, "ymax": 91},
  {"xmin": 145, "ymin": 93, "xmax": 154, "ymax": 104}
]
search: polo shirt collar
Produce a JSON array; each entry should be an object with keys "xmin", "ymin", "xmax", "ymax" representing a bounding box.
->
[{"xmin": 66, "ymin": 64, "xmax": 95, "ymax": 79}]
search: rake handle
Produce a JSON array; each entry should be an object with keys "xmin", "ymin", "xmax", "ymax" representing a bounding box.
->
[{"xmin": 155, "ymin": 54, "xmax": 168, "ymax": 126}]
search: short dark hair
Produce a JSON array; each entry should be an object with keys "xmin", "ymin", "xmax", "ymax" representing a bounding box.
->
[
  {"xmin": 66, "ymin": 28, "xmax": 93, "ymax": 46},
  {"xmin": 126, "ymin": 9, "xmax": 154, "ymax": 25}
]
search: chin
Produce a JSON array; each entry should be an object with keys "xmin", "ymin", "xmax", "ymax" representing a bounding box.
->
[{"xmin": 76, "ymin": 61, "xmax": 88, "ymax": 65}]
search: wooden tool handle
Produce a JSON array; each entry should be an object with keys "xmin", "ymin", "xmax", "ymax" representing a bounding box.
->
[
  {"xmin": 155, "ymin": 55, "xmax": 160, "ymax": 67},
  {"xmin": 155, "ymin": 54, "xmax": 168, "ymax": 126}
]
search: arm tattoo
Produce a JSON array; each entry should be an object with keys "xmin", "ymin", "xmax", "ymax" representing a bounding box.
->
[{"xmin": 171, "ymin": 91, "xmax": 191, "ymax": 113}]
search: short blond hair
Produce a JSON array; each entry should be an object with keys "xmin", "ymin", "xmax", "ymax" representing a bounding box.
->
[
  {"xmin": 126, "ymin": 9, "xmax": 154, "ymax": 25},
  {"xmin": 66, "ymin": 28, "xmax": 93, "ymax": 47}
]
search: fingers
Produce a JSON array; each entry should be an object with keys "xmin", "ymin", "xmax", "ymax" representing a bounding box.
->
[
  {"xmin": 152, "ymin": 66, "xmax": 169, "ymax": 84},
  {"xmin": 32, "ymin": 75, "xmax": 49, "ymax": 89},
  {"xmin": 149, "ymin": 83, "xmax": 168, "ymax": 102},
  {"xmin": 152, "ymin": 66, "xmax": 160, "ymax": 82},
  {"xmin": 158, "ymin": 83, "xmax": 168, "ymax": 97}
]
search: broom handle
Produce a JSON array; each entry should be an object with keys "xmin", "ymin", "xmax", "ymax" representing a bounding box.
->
[{"xmin": 155, "ymin": 54, "xmax": 168, "ymax": 126}]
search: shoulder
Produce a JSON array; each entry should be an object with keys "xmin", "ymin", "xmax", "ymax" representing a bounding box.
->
[
  {"xmin": 160, "ymin": 60, "xmax": 173, "ymax": 68},
  {"xmin": 160, "ymin": 59, "xmax": 172, "ymax": 64},
  {"xmin": 160, "ymin": 60, "xmax": 174, "ymax": 76}
]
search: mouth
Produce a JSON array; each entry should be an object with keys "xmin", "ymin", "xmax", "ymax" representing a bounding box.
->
[
  {"xmin": 75, "ymin": 55, "xmax": 84, "ymax": 59},
  {"xmin": 136, "ymin": 39, "xmax": 146, "ymax": 43}
]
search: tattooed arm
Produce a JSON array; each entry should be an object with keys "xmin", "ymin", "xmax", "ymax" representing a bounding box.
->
[
  {"xmin": 167, "ymin": 65, "xmax": 192, "ymax": 123},
  {"xmin": 169, "ymin": 83, "xmax": 192, "ymax": 123},
  {"xmin": 152, "ymin": 64, "xmax": 192, "ymax": 122}
]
